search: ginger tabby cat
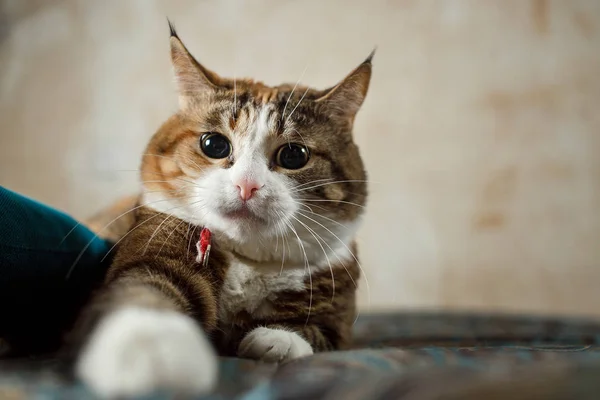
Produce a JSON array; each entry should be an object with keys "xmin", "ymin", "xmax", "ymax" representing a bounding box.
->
[{"xmin": 73, "ymin": 23, "xmax": 372, "ymax": 398}]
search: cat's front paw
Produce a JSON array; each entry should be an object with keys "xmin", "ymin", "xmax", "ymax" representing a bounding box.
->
[
  {"xmin": 238, "ymin": 327, "xmax": 313, "ymax": 363},
  {"xmin": 76, "ymin": 307, "xmax": 217, "ymax": 398}
]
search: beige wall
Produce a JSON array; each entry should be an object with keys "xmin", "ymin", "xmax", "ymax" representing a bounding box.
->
[{"xmin": 1, "ymin": 0, "xmax": 599, "ymax": 316}]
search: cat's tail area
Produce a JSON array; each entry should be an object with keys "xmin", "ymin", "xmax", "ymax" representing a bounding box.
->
[{"xmin": 84, "ymin": 194, "xmax": 140, "ymax": 243}]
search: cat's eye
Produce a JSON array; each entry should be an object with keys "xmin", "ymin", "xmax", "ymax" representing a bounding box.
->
[
  {"xmin": 276, "ymin": 144, "xmax": 310, "ymax": 170},
  {"xmin": 200, "ymin": 133, "xmax": 231, "ymax": 159}
]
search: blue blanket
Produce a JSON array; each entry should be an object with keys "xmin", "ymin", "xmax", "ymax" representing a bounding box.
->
[{"xmin": 2, "ymin": 313, "xmax": 600, "ymax": 399}]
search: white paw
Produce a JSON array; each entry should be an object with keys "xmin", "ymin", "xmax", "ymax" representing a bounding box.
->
[
  {"xmin": 76, "ymin": 307, "xmax": 218, "ymax": 398},
  {"xmin": 238, "ymin": 327, "xmax": 313, "ymax": 363}
]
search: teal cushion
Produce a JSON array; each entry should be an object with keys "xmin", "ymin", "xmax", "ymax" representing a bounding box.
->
[{"xmin": 0, "ymin": 186, "xmax": 112, "ymax": 354}]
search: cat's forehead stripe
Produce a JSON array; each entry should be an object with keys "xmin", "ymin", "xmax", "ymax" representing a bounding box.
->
[
  {"xmin": 256, "ymin": 87, "xmax": 279, "ymax": 105},
  {"xmin": 211, "ymin": 88, "xmax": 328, "ymax": 138}
]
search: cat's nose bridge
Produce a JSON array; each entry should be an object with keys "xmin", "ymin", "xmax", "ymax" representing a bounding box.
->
[{"xmin": 230, "ymin": 153, "xmax": 268, "ymax": 199}]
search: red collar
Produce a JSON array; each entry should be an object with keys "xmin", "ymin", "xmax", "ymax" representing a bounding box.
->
[{"xmin": 195, "ymin": 227, "xmax": 212, "ymax": 267}]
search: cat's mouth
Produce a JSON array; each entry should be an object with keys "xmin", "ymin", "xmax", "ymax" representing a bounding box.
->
[{"xmin": 221, "ymin": 204, "xmax": 266, "ymax": 223}]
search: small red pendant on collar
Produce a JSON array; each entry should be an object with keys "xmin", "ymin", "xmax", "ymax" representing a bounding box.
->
[{"xmin": 195, "ymin": 227, "xmax": 212, "ymax": 267}]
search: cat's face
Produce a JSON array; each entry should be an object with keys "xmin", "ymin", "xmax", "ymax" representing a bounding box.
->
[{"xmin": 142, "ymin": 28, "xmax": 372, "ymax": 265}]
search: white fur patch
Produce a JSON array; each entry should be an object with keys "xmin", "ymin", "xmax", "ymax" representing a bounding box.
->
[
  {"xmin": 76, "ymin": 307, "xmax": 218, "ymax": 399},
  {"xmin": 238, "ymin": 327, "xmax": 313, "ymax": 362},
  {"xmin": 255, "ymin": 105, "xmax": 272, "ymax": 143},
  {"xmin": 219, "ymin": 259, "xmax": 307, "ymax": 323}
]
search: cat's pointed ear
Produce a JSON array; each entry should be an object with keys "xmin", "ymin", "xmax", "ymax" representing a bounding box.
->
[
  {"xmin": 168, "ymin": 20, "xmax": 222, "ymax": 110},
  {"xmin": 316, "ymin": 49, "xmax": 375, "ymax": 121}
]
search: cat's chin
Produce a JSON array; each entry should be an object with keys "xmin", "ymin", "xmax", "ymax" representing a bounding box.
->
[
  {"xmin": 221, "ymin": 208, "xmax": 266, "ymax": 224},
  {"xmin": 210, "ymin": 215, "xmax": 281, "ymax": 249}
]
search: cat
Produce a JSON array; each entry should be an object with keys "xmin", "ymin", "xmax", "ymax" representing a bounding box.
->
[{"xmin": 72, "ymin": 23, "xmax": 372, "ymax": 398}]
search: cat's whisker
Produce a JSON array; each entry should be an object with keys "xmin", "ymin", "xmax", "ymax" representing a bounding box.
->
[
  {"xmin": 111, "ymin": 171, "xmax": 206, "ymax": 183},
  {"xmin": 180, "ymin": 155, "xmax": 209, "ymax": 173},
  {"xmin": 279, "ymin": 223, "xmax": 287, "ymax": 275},
  {"xmin": 59, "ymin": 200, "xmax": 147, "ymax": 246},
  {"xmin": 285, "ymin": 86, "xmax": 310, "ymax": 125},
  {"xmin": 187, "ymin": 223, "xmax": 200, "ymax": 259},
  {"xmin": 142, "ymin": 181, "xmax": 196, "ymax": 190},
  {"xmin": 297, "ymin": 207, "xmax": 366, "ymax": 245},
  {"xmin": 143, "ymin": 185, "xmax": 211, "ymax": 199},
  {"xmin": 60, "ymin": 189, "xmax": 186, "ymax": 246},
  {"xmin": 297, "ymin": 201, "xmax": 330, "ymax": 213},
  {"xmin": 141, "ymin": 179, "xmax": 200, "ymax": 190},
  {"xmin": 142, "ymin": 213, "xmax": 175, "ymax": 255},
  {"xmin": 232, "ymin": 74, "xmax": 237, "ymax": 121},
  {"xmin": 282, "ymin": 218, "xmax": 313, "ymax": 326},
  {"xmin": 273, "ymin": 210, "xmax": 284, "ymax": 274},
  {"xmin": 290, "ymin": 215, "xmax": 336, "ymax": 303},
  {"xmin": 142, "ymin": 214, "xmax": 179, "ymax": 258},
  {"xmin": 276, "ymin": 211, "xmax": 292, "ymax": 275},
  {"xmin": 123, "ymin": 173, "xmax": 197, "ymax": 192},
  {"xmin": 296, "ymin": 205, "xmax": 354, "ymax": 232},
  {"xmin": 290, "ymin": 178, "xmax": 334, "ymax": 191},
  {"xmin": 100, "ymin": 200, "xmax": 200, "ymax": 262},
  {"xmin": 140, "ymin": 153, "xmax": 180, "ymax": 162},
  {"xmin": 290, "ymin": 178, "xmax": 384, "ymax": 194},
  {"xmin": 287, "ymin": 127, "xmax": 309, "ymax": 150},
  {"xmin": 106, "ymin": 170, "xmax": 204, "ymax": 188},
  {"xmin": 275, "ymin": 210, "xmax": 291, "ymax": 275},
  {"xmin": 98, "ymin": 197, "xmax": 201, "ymax": 264},
  {"xmin": 184, "ymin": 218, "xmax": 193, "ymax": 259},
  {"xmin": 256, "ymin": 231, "xmax": 266, "ymax": 251},
  {"xmin": 281, "ymin": 64, "xmax": 308, "ymax": 121},
  {"xmin": 284, "ymin": 222, "xmax": 292, "ymax": 267},
  {"xmin": 299, "ymin": 199, "xmax": 366, "ymax": 209},
  {"xmin": 143, "ymin": 188, "xmax": 192, "ymax": 195},
  {"xmin": 157, "ymin": 201, "xmax": 210, "ymax": 259},
  {"xmin": 295, "ymin": 211, "xmax": 370, "ymax": 314},
  {"xmin": 295, "ymin": 211, "xmax": 357, "ymax": 288},
  {"xmin": 142, "ymin": 199, "xmax": 207, "ymax": 256},
  {"xmin": 99, "ymin": 214, "xmax": 166, "ymax": 267},
  {"xmin": 301, "ymin": 204, "xmax": 315, "ymax": 213},
  {"xmin": 156, "ymin": 217, "xmax": 187, "ymax": 259},
  {"xmin": 292, "ymin": 180, "xmax": 370, "ymax": 193},
  {"xmin": 59, "ymin": 223, "xmax": 85, "ymax": 247},
  {"xmin": 274, "ymin": 214, "xmax": 280, "ymax": 254},
  {"xmin": 142, "ymin": 153, "xmax": 207, "ymax": 174},
  {"xmin": 63, "ymin": 195, "xmax": 198, "ymax": 278}
]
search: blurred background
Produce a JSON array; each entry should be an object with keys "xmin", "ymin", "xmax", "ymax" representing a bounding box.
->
[{"xmin": 0, "ymin": 0, "xmax": 599, "ymax": 316}]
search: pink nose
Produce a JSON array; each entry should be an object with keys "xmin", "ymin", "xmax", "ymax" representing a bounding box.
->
[{"xmin": 235, "ymin": 180, "xmax": 262, "ymax": 201}]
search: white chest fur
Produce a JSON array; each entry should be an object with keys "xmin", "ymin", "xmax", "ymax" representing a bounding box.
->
[{"xmin": 218, "ymin": 259, "xmax": 307, "ymax": 323}]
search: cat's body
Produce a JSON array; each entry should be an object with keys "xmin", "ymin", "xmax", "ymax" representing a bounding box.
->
[{"xmin": 73, "ymin": 25, "xmax": 372, "ymax": 398}]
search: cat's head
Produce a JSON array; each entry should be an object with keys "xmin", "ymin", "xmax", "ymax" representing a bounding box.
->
[{"xmin": 141, "ymin": 25, "xmax": 372, "ymax": 265}]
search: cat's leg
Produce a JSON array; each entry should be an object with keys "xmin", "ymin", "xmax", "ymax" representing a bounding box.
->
[
  {"xmin": 73, "ymin": 278, "xmax": 218, "ymax": 398},
  {"xmin": 237, "ymin": 324, "xmax": 335, "ymax": 363}
]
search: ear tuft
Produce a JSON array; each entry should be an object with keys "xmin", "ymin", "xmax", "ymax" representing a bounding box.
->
[
  {"xmin": 364, "ymin": 47, "xmax": 377, "ymax": 64},
  {"xmin": 167, "ymin": 18, "xmax": 179, "ymax": 39}
]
